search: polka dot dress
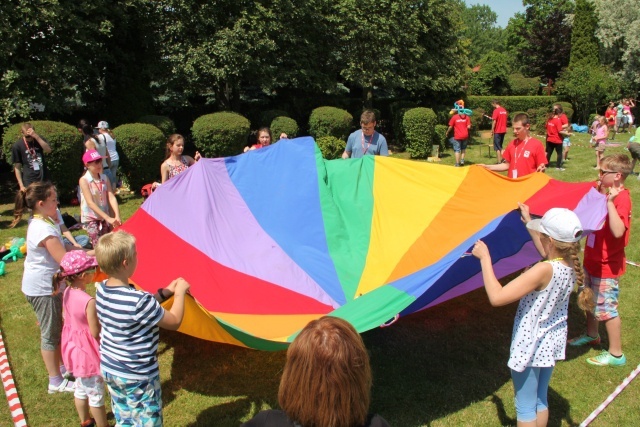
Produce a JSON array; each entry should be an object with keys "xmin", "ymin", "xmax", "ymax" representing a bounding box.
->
[{"xmin": 508, "ymin": 261, "xmax": 575, "ymax": 372}]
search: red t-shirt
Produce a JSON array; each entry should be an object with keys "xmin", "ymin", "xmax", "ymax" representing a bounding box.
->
[
  {"xmin": 502, "ymin": 137, "xmax": 548, "ymax": 178},
  {"xmin": 449, "ymin": 114, "xmax": 470, "ymax": 140},
  {"xmin": 546, "ymin": 117, "xmax": 563, "ymax": 144},
  {"xmin": 605, "ymin": 108, "xmax": 616, "ymax": 126},
  {"xmin": 559, "ymin": 113, "xmax": 569, "ymax": 128},
  {"xmin": 584, "ymin": 188, "xmax": 632, "ymax": 278},
  {"xmin": 492, "ymin": 106, "xmax": 508, "ymax": 134}
]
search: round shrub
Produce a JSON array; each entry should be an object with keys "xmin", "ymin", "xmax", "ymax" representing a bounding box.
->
[
  {"xmin": 270, "ymin": 116, "xmax": 299, "ymax": 139},
  {"xmin": 192, "ymin": 112, "xmax": 250, "ymax": 158},
  {"xmin": 390, "ymin": 100, "xmax": 418, "ymax": 148},
  {"xmin": 2, "ymin": 120, "xmax": 84, "ymax": 200},
  {"xmin": 588, "ymin": 113, "xmax": 597, "ymax": 126},
  {"xmin": 260, "ymin": 110, "xmax": 289, "ymax": 127},
  {"xmin": 433, "ymin": 124, "xmax": 449, "ymax": 155},
  {"xmin": 316, "ymin": 136, "xmax": 346, "ymax": 160},
  {"xmin": 403, "ymin": 108, "xmax": 436, "ymax": 159},
  {"xmin": 308, "ymin": 107, "xmax": 353, "ymax": 140},
  {"xmin": 113, "ymin": 123, "xmax": 165, "ymax": 192},
  {"xmin": 137, "ymin": 115, "xmax": 176, "ymax": 137}
]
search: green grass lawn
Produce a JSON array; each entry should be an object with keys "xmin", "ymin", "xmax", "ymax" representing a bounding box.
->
[{"xmin": 1, "ymin": 129, "xmax": 639, "ymax": 426}]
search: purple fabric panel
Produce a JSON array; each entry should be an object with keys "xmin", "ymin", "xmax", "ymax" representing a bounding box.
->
[
  {"xmin": 141, "ymin": 159, "xmax": 338, "ymax": 308},
  {"xmin": 421, "ymin": 241, "xmax": 541, "ymax": 310},
  {"xmin": 574, "ymin": 187, "xmax": 607, "ymax": 234}
]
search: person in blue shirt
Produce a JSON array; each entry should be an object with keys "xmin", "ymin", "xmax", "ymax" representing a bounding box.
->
[{"xmin": 342, "ymin": 110, "xmax": 389, "ymax": 159}]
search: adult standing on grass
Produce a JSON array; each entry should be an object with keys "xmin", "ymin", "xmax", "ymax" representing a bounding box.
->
[
  {"xmin": 11, "ymin": 123, "xmax": 52, "ymax": 192},
  {"xmin": 83, "ymin": 123, "xmax": 113, "ymax": 184},
  {"xmin": 11, "ymin": 182, "xmax": 82, "ymax": 394},
  {"xmin": 478, "ymin": 113, "xmax": 547, "ymax": 178},
  {"xmin": 446, "ymin": 107, "xmax": 471, "ymax": 167},
  {"xmin": 473, "ymin": 207, "xmax": 591, "ymax": 427},
  {"xmin": 491, "ymin": 99, "xmax": 508, "ymax": 164},
  {"xmin": 96, "ymin": 121, "xmax": 119, "ymax": 189},
  {"xmin": 545, "ymin": 110, "xmax": 565, "ymax": 171},
  {"xmin": 568, "ymin": 154, "xmax": 632, "ymax": 368},
  {"xmin": 605, "ymin": 102, "xmax": 617, "ymax": 140},
  {"xmin": 342, "ymin": 110, "xmax": 388, "ymax": 159}
]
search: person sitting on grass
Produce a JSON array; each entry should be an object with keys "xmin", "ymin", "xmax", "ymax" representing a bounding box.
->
[
  {"xmin": 95, "ymin": 230, "xmax": 191, "ymax": 426},
  {"xmin": 568, "ymin": 154, "xmax": 632, "ymax": 368},
  {"xmin": 242, "ymin": 316, "xmax": 391, "ymax": 427},
  {"xmin": 473, "ymin": 207, "xmax": 592, "ymax": 427}
]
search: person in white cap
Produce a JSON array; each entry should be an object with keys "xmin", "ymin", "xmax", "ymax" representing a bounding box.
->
[
  {"xmin": 472, "ymin": 206, "xmax": 592, "ymax": 427},
  {"xmin": 95, "ymin": 121, "xmax": 119, "ymax": 189}
]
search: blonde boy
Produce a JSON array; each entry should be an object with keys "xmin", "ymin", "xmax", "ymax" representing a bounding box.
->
[
  {"xmin": 95, "ymin": 230, "xmax": 190, "ymax": 425},
  {"xmin": 569, "ymin": 154, "xmax": 632, "ymax": 367}
]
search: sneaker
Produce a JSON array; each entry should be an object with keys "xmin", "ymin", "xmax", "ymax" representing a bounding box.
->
[
  {"xmin": 460, "ymin": 160, "xmax": 465, "ymax": 166},
  {"xmin": 556, "ymin": 168, "xmax": 566, "ymax": 171},
  {"xmin": 568, "ymin": 334, "xmax": 601, "ymax": 347},
  {"xmin": 587, "ymin": 350, "xmax": 626, "ymax": 367},
  {"xmin": 81, "ymin": 418, "xmax": 96, "ymax": 427},
  {"xmin": 454, "ymin": 163, "xmax": 460, "ymax": 167},
  {"xmin": 48, "ymin": 378, "xmax": 75, "ymax": 394}
]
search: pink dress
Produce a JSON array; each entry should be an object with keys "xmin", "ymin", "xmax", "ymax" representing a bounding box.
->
[{"xmin": 61, "ymin": 287, "xmax": 100, "ymax": 378}]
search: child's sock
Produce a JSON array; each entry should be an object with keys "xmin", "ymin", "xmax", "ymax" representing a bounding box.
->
[
  {"xmin": 60, "ymin": 365, "xmax": 68, "ymax": 377},
  {"xmin": 610, "ymin": 353, "xmax": 623, "ymax": 358},
  {"xmin": 49, "ymin": 375, "xmax": 64, "ymax": 387}
]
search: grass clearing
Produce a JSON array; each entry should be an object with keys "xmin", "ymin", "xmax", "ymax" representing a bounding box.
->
[{"xmin": 0, "ymin": 130, "xmax": 639, "ymax": 426}]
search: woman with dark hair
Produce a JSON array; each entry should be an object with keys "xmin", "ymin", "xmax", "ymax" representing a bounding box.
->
[{"xmin": 243, "ymin": 316, "xmax": 390, "ymax": 427}]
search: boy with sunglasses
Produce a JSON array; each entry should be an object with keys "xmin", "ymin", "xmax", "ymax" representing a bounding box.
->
[
  {"xmin": 11, "ymin": 123, "xmax": 52, "ymax": 191},
  {"xmin": 569, "ymin": 154, "xmax": 632, "ymax": 367}
]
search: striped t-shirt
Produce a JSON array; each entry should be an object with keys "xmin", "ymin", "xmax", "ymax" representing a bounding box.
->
[{"xmin": 96, "ymin": 280, "xmax": 164, "ymax": 380}]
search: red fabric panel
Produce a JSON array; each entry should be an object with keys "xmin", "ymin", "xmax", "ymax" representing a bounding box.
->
[{"xmin": 525, "ymin": 180, "xmax": 595, "ymax": 215}]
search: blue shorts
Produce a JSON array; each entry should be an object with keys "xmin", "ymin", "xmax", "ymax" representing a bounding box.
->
[
  {"xmin": 103, "ymin": 372, "xmax": 162, "ymax": 426},
  {"xmin": 585, "ymin": 271, "xmax": 619, "ymax": 321},
  {"xmin": 493, "ymin": 133, "xmax": 505, "ymax": 151},
  {"xmin": 449, "ymin": 138, "xmax": 468, "ymax": 153},
  {"xmin": 563, "ymin": 137, "xmax": 571, "ymax": 147},
  {"xmin": 512, "ymin": 367, "xmax": 554, "ymax": 422}
]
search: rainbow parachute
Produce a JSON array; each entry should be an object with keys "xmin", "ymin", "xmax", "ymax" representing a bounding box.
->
[{"xmin": 121, "ymin": 137, "xmax": 606, "ymax": 350}]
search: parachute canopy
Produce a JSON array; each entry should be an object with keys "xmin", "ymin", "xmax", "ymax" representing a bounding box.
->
[{"xmin": 122, "ymin": 137, "xmax": 606, "ymax": 350}]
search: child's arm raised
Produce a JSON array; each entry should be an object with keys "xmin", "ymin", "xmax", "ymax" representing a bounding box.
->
[
  {"xmin": 157, "ymin": 278, "xmax": 191, "ymax": 331},
  {"xmin": 518, "ymin": 203, "xmax": 546, "ymax": 258},
  {"xmin": 472, "ymin": 240, "xmax": 551, "ymax": 306},
  {"xmin": 86, "ymin": 298, "xmax": 101, "ymax": 340}
]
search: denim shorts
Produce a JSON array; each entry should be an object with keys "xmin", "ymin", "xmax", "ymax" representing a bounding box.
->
[
  {"xmin": 585, "ymin": 271, "xmax": 619, "ymax": 321},
  {"xmin": 493, "ymin": 133, "xmax": 505, "ymax": 151},
  {"xmin": 449, "ymin": 138, "xmax": 468, "ymax": 152}
]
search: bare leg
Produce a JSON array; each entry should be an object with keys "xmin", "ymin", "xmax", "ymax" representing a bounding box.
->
[
  {"xmin": 518, "ymin": 420, "xmax": 537, "ymax": 427},
  {"xmin": 91, "ymin": 405, "xmax": 108, "ymax": 427},
  {"xmin": 75, "ymin": 397, "xmax": 91, "ymax": 423},
  {"xmin": 42, "ymin": 348, "xmax": 62, "ymax": 378},
  {"xmin": 496, "ymin": 149, "xmax": 503, "ymax": 163},
  {"xmin": 536, "ymin": 409, "xmax": 549, "ymax": 427},
  {"xmin": 455, "ymin": 151, "xmax": 461, "ymax": 165},
  {"xmin": 586, "ymin": 311, "xmax": 599, "ymax": 338},
  {"xmin": 461, "ymin": 149, "xmax": 466, "ymax": 163},
  {"xmin": 604, "ymin": 316, "xmax": 622, "ymax": 355}
]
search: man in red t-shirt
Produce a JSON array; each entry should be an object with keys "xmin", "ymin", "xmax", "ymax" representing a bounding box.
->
[
  {"xmin": 446, "ymin": 112, "xmax": 471, "ymax": 167},
  {"xmin": 569, "ymin": 154, "xmax": 632, "ymax": 368},
  {"xmin": 491, "ymin": 100, "xmax": 508, "ymax": 164},
  {"xmin": 546, "ymin": 108, "xmax": 565, "ymax": 170},
  {"xmin": 479, "ymin": 113, "xmax": 547, "ymax": 178}
]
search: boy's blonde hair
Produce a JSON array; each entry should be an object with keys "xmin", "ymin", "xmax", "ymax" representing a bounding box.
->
[
  {"xmin": 601, "ymin": 153, "xmax": 632, "ymax": 179},
  {"xmin": 95, "ymin": 230, "xmax": 137, "ymax": 276}
]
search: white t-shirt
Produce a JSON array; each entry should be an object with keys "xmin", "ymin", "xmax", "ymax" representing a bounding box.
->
[
  {"xmin": 99, "ymin": 133, "xmax": 119, "ymax": 162},
  {"xmin": 22, "ymin": 218, "xmax": 63, "ymax": 296}
]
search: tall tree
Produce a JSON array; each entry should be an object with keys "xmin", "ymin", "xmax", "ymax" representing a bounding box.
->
[
  {"xmin": 518, "ymin": 0, "xmax": 574, "ymax": 80},
  {"xmin": 593, "ymin": 0, "xmax": 640, "ymax": 92},
  {"xmin": 333, "ymin": 0, "xmax": 466, "ymax": 105},
  {"xmin": 569, "ymin": 0, "xmax": 599, "ymax": 67},
  {"xmin": 461, "ymin": 4, "xmax": 504, "ymax": 66}
]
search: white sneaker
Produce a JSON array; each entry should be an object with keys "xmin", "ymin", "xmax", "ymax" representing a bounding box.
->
[{"xmin": 48, "ymin": 378, "xmax": 75, "ymax": 394}]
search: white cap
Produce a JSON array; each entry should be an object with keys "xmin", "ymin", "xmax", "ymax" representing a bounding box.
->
[
  {"xmin": 526, "ymin": 208, "xmax": 583, "ymax": 243},
  {"xmin": 96, "ymin": 121, "xmax": 109, "ymax": 129}
]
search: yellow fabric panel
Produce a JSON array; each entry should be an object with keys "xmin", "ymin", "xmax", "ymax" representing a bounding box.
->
[
  {"xmin": 355, "ymin": 158, "xmax": 468, "ymax": 296},
  {"xmin": 162, "ymin": 296, "xmax": 247, "ymax": 347},
  {"xmin": 212, "ymin": 312, "xmax": 325, "ymax": 341},
  {"xmin": 387, "ymin": 167, "xmax": 550, "ymax": 282}
]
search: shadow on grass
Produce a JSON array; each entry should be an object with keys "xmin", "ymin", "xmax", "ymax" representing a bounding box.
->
[{"xmin": 156, "ymin": 286, "xmax": 591, "ymax": 426}]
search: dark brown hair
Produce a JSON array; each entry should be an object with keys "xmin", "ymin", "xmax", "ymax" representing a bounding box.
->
[
  {"xmin": 165, "ymin": 134, "xmax": 185, "ymax": 159},
  {"xmin": 11, "ymin": 182, "xmax": 56, "ymax": 228},
  {"xmin": 278, "ymin": 316, "xmax": 371, "ymax": 427}
]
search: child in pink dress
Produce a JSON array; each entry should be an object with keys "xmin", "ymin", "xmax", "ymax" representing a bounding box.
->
[{"xmin": 55, "ymin": 251, "xmax": 107, "ymax": 427}]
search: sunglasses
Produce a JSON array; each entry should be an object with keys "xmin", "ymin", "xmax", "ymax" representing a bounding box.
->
[{"xmin": 599, "ymin": 170, "xmax": 617, "ymax": 176}]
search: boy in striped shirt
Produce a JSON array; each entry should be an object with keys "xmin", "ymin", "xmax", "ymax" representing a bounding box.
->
[{"xmin": 95, "ymin": 231, "xmax": 190, "ymax": 426}]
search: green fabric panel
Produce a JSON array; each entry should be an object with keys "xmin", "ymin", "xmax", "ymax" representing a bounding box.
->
[
  {"xmin": 315, "ymin": 149, "xmax": 375, "ymax": 302},
  {"xmin": 216, "ymin": 318, "xmax": 291, "ymax": 351}
]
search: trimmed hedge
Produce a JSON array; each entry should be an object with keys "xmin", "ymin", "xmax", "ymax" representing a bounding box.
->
[
  {"xmin": 390, "ymin": 100, "xmax": 418, "ymax": 149},
  {"xmin": 403, "ymin": 108, "xmax": 436, "ymax": 159},
  {"xmin": 508, "ymin": 73, "xmax": 540, "ymax": 96},
  {"xmin": 113, "ymin": 123, "xmax": 165, "ymax": 192},
  {"xmin": 316, "ymin": 136, "xmax": 346, "ymax": 160},
  {"xmin": 468, "ymin": 96, "xmax": 559, "ymax": 117},
  {"xmin": 192, "ymin": 112, "xmax": 251, "ymax": 158},
  {"xmin": 260, "ymin": 110, "xmax": 289, "ymax": 127},
  {"xmin": 433, "ymin": 124, "xmax": 448, "ymax": 155},
  {"xmin": 309, "ymin": 107, "xmax": 353, "ymax": 140},
  {"xmin": 2, "ymin": 121, "xmax": 84, "ymax": 200},
  {"xmin": 270, "ymin": 116, "xmax": 299, "ymax": 140},
  {"xmin": 137, "ymin": 115, "xmax": 176, "ymax": 137}
]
